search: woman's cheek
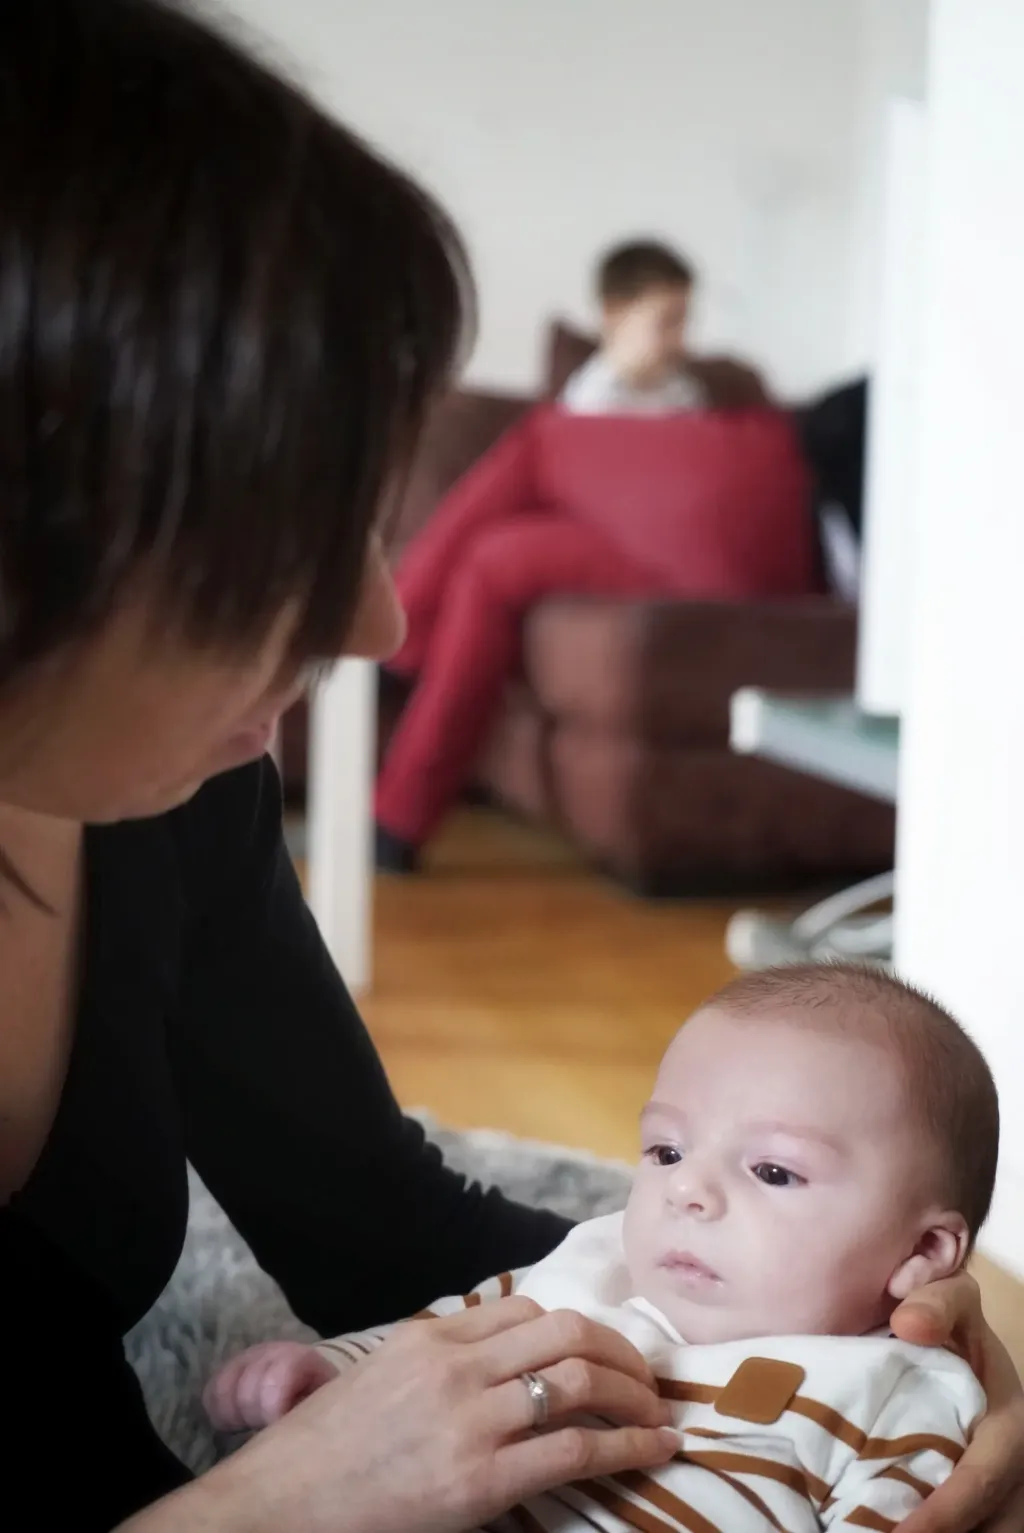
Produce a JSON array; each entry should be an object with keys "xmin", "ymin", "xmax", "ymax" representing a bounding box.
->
[{"xmin": 346, "ymin": 543, "xmax": 406, "ymax": 660}]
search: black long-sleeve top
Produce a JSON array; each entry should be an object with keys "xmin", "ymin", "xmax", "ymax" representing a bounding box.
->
[{"xmin": 1, "ymin": 758, "xmax": 570, "ymax": 1530}]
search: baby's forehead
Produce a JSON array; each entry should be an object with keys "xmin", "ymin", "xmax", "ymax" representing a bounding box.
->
[
  {"xmin": 644, "ymin": 1037, "xmax": 923, "ymax": 1171},
  {"xmin": 668, "ymin": 997, "xmax": 898, "ymax": 1053},
  {"xmin": 651, "ymin": 1002, "xmax": 910, "ymax": 1109}
]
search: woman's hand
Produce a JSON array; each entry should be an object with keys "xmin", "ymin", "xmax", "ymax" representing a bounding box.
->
[
  {"xmin": 891, "ymin": 1271, "xmax": 1024, "ymax": 1532},
  {"xmin": 191, "ymin": 1297, "xmax": 677, "ymax": 1533}
]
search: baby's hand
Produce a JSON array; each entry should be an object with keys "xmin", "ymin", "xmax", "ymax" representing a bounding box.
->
[{"xmin": 203, "ymin": 1341, "xmax": 339, "ymax": 1432}]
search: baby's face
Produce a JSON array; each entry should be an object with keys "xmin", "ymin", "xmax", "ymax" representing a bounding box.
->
[{"xmin": 623, "ymin": 1007, "xmax": 944, "ymax": 1344}]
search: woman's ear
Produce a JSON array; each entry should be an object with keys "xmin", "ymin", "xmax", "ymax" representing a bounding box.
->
[{"xmin": 887, "ymin": 1212, "xmax": 971, "ymax": 1303}]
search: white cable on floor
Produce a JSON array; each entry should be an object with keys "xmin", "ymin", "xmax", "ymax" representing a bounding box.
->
[{"xmin": 791, "ymin": 871, "xmax": 895, "ymax": 946}]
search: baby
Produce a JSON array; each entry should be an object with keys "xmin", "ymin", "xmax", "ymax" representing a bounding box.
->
[{"xmin": 206, "ymin": 963, "xmax": 999, "ymax": 1530}]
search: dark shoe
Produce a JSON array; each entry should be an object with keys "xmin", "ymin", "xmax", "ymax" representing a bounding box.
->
[
  {"xmin": 375, "ymin": 823, "xmax": 420, "ymax": 875},
  {"xmin": 377, "ymin": 665, "xmax": 412, "ymax": 710}
]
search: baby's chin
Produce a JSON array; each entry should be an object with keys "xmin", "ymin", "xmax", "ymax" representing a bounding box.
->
[
  {"xmin": 631, "ymin": 1274, "xmax": 758, "ymax": 1345},
  {"xmin": 636, "ymin": 1281, "xmax": 891, "ymax": 1345},
  {"xmin": 653, "ymin": 1298, "xmax": 777, "ymax": 1347}
]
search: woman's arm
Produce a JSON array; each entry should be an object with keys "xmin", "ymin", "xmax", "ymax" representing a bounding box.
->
[
  {"xmin": 117, "ymin": 1472, "xmax": 278, "ymax": 1533},
  {"xmin": 167, "ymin": 758, "xmax": 570, "ymax": 1336}
]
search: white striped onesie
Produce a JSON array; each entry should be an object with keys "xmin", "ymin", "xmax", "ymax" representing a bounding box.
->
[{"xmin": 318, "ymin": 1213, "xmax": 985, "ymax": 1533}]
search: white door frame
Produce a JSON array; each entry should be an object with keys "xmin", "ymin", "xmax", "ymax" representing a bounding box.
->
[{"xmin": 306, "ymin": 660, "xmax": 376, "ymax": 995}]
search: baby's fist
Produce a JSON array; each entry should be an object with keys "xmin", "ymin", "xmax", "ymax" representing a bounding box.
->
[{"xmin": 203, "ymin": 1341, "xmax": 339, "ymax": 1432}]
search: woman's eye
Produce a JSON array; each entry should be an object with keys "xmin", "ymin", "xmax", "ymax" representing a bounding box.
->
[
  {"xmin": 753, "ymin": 1162, "xmax": 803, "ymax": 1188},
  {"xmin": 645, "ymin": 1144, "xmax": 682, "ymax": 1167}
]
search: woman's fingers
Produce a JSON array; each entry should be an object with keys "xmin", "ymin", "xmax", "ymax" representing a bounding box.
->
[
  {"xmin": 428, "ymin": 1295, "xmax": 544, "ymax": 1343},
  {"xmin": 425, "ymin": 1300, "xmax": 658, "ymax": 1399},
  {"xmin": 891, "ymin": 1272, "xmax": 983, "ymax": 1362},
  {"xmin": 496, "ymin": 1422, "xmax": 678, "ymax": 1507},
  {"xmin": 489, "ymin": 1358, "xmax": 672, "ymax": 1436},
  {"xmin": 476, "ymin": 1307, "xmax": 658, "ymax": 1390}
]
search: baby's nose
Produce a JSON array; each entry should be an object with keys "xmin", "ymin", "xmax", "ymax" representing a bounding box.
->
[{"xmin": 665, "ymin": 1161, "xmax": 725, "ymax": 1219}]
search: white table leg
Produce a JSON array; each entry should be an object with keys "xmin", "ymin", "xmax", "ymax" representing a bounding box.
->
[{"xmin": 307, "ymin": 659, "xmax": 376, "ymax": 996}]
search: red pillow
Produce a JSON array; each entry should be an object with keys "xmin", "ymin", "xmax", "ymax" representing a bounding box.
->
[{"xmin": 530, "ymin": 405, "xmax": 817, "ymax": 599}]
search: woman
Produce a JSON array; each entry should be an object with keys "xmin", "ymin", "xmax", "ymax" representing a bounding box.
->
[{"xmin": 0, "ymin": 4, "xmax": 1020, "ymax": 1531}]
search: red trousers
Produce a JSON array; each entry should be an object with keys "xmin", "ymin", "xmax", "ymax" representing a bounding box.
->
[{"xmin": 376, "ymin": 424, "xmax": 665, "ymax": 845}]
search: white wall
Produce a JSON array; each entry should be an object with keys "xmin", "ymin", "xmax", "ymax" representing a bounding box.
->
[
  {"xmin": 848, "ymin": 0, "xmax": 930, "ymax": 718},
  {"xmin": 855, "ymin": 98, "xmax": 927, "ymax": 718},
  {"xmin": 230, "ymin": 0, "xmax": 868, "ymax": 398},
  {"xmin": 895, "ymin": 0, "xmax": 1024, "ymax": 1279},
  {"xmin": 844, "ymin": 0, "xmax": 930, "ymax": 372}
]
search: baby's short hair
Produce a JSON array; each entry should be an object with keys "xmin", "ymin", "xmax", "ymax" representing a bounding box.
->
[
  {"xmin": 708, "ymin": 963, "xmax": 999, "ymax": 1241},
  {"xmin": 597, "ymin": 240, "xmax": 696, "ymax": 304}
]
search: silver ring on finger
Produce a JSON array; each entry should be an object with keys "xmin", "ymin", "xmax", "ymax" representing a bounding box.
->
[{"xmin": 520, "ymin": 1370, "xmax": 551, "ymax": 1429}]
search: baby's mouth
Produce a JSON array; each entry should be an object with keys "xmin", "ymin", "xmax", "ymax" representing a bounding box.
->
[{"xmin": 659, "ymin": 1250, "xmax": 722, "ymax": 1285}]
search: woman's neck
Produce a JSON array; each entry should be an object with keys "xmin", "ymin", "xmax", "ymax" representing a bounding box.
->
[
  {"xmin": 0, "ymin": 807, "xmax": 83, "ymax": 1201},
  {"xmin": 0, "ymin": 801, "xmax": 82, "ymax": 911}
]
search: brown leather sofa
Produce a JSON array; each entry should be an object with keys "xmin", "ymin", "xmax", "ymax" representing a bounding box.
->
[{"xmin": 281, "ymin": 324, "xmax": 894, "ymax": 894}]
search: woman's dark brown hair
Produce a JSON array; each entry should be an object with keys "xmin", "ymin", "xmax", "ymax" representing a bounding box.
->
[{"xmin": 0, "ymin": 0, "xmax": 469, "ymax": 682}]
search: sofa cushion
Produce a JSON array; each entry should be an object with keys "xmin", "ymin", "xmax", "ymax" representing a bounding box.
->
[
  {"xmin": 522, "ymin": 595, "xmax": 855, "ymax": 747},
  {"xmin": 479, "ymin": 704, "xmax": 895, "ymax": 889},
  {"xmin": 530, "ymin": 405, "xmax": 817, "ymax": 600},
  {"xmin": 545, "ymin": 727, "xmax": 895, "ymax": 885},
  {"xmin": 545, "ymin": 321, "xmax": 597, "ymax": 398}
]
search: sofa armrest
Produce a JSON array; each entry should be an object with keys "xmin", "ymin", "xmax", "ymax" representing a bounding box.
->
[{"xmin": 524, "ymin": 595, "xmax": 858, "ymax": 747}]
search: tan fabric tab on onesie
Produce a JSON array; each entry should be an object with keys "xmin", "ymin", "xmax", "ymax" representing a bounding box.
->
[{"xmin": 715, "ymin": 1358, "xmax": 806, "ymax": 1425}]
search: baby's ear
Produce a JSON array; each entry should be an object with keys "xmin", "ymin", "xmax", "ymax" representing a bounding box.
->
[{"xmin": 887, "ymin": 1212, "xmax": 971, "ymax": 1302}]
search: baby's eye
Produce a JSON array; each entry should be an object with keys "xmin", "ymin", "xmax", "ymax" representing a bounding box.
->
[
  {"xmin": 644, "ymin": 1144, "xmax": 682, "ymax": 1167},
  {"xmin": 752, "ymin": 1162, "xmax": 804, "ymax": 1189}
]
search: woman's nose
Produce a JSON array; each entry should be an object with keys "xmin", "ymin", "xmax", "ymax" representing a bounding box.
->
[{"xmin": 665, "ymin": 1160, "xmax": 725, "ymax": 1220}]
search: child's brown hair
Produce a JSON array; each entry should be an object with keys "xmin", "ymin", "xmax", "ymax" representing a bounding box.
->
[{"xmin": 597, "ymin": 240, "xmax": 696, "ymax": 304}]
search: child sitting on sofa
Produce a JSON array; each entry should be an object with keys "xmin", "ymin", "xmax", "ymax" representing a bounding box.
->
[
  {"xmin": 373, "ymin": 239, "xmax": 801, "ymax": 875},
  {"xmin": 205, "ymin": 962, "xmax": 997, "ymax": 1531}
]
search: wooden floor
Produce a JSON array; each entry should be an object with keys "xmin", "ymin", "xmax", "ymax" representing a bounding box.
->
[
  {"xmin": 357, "ymin": 808, "xmax": 1024, "ymax": 1372},
  {"xmin": 363, "ymin": 809, "xmax": 738, "ymax": 1162}
]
